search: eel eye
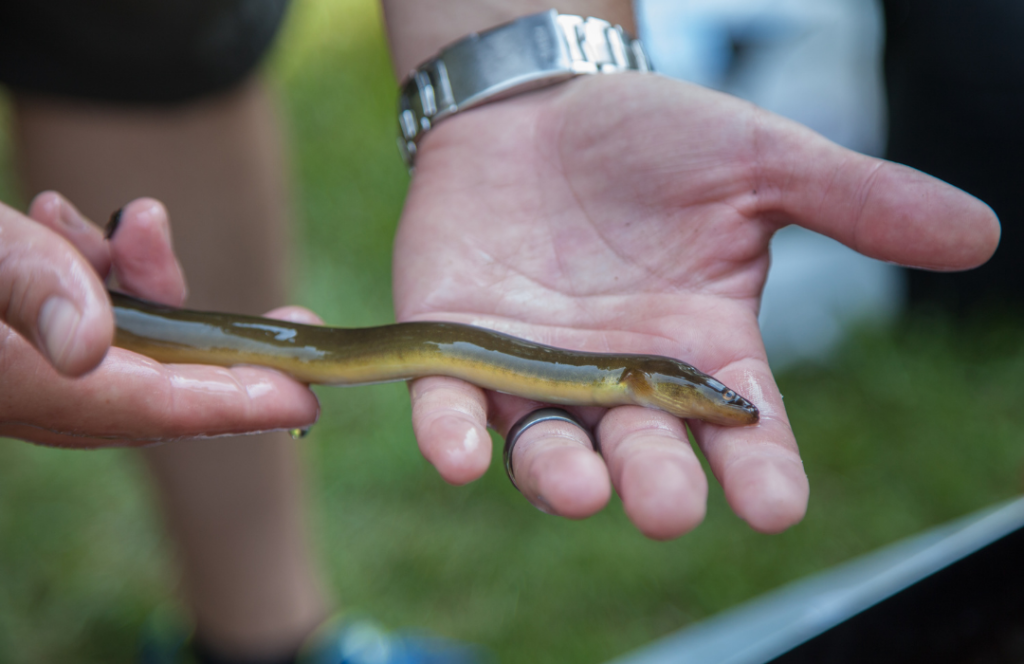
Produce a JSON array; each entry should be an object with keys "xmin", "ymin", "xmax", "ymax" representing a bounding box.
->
[{"xmin": 723, "ymin": 389, "xmax": 736, "ymax": 401}]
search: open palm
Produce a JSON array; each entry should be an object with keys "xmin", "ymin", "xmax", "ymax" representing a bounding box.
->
[{"xmin": 393, "ymin": 74, "xmax": 998, "ymax": 539}]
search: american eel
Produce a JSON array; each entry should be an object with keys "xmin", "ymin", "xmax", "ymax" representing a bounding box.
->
[{"xmin": 110, "ymin": 291, "xmax": 759, "ymax": 427}]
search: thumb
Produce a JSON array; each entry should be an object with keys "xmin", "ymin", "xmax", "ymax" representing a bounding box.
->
[
  {"xmin": 754, "ymin": 112, "xmax": 1000, "ymax": 271},
  {"xmin": 0, "ymin": 200, "xmax": 113, "ymax": 376}
]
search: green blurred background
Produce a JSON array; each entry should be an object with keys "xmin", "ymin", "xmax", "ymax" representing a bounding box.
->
[{"xmin": 0, "ymin": 1, "xmax": 1022, "ymax": 662}]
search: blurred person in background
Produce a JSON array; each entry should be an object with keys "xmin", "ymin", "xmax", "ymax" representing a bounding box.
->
[
  {"xmin": 0, "ymin": 1, "xmax": 1001, "ymax": 664},
  {"xmin": 883, "ymin": 0, "xmax": 1024, "ymax": 311}
]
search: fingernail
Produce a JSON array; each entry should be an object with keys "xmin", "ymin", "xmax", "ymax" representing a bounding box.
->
[
  {"xmin": 533, "ymin": 494, "xmax": 556, "ymax": 515},
  {"xmin": 38, "ymin": 297, "xmax": 82, "ymax": 370},
  {"xmin": 58, "ymin": 199, "xmax": 88, "ymax": 231},
  {"xmin": 105, "ymin": 208, "xmax": 124, "ymax": 239}
]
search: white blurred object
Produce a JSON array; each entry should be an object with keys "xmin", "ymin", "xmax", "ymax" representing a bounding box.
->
[
  {"xmin": 757, "ymin": 225, "xmax": 903, "ymax": 368},
  {"xmin": 638, "ymin": 0, "xmax": 904, "ymax": 369}
]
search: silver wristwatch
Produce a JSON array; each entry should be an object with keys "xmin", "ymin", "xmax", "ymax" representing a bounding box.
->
[{"xmin": 397, "ymin": 9, "xmax": 653, "ymax": 168}]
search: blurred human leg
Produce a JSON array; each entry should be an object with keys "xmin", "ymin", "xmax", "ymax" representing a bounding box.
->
[{"xmin": 12, "ymin": 78, "xmax": 328, "ymax": 659}]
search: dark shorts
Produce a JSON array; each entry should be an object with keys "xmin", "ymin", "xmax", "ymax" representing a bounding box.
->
[{"xmin": 0, "ymin": 0, "xmax": 290, "ymax": 104}]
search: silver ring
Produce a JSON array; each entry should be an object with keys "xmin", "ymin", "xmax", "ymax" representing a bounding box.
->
[{"xmin": 503, "ymin": 408, "xmax": 596, "ymax": 491}]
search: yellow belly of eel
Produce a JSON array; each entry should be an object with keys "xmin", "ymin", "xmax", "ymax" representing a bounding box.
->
[{"xmin": 110, "ymin": 291, "xmax": 759, "ymax": 427}]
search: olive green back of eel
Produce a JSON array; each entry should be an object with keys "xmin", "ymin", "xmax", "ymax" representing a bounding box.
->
[{"xmin": 110, "ymin": 291, "xmax": 758, "ymax": 427}]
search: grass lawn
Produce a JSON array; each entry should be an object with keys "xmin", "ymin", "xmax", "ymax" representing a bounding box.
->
[{"xmin": 1, "ymin": 2, "xmax": 1022, "ymax": 662}]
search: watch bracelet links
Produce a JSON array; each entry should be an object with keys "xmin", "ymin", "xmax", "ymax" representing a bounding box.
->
[{"xmin": 397, "ymin": 9, "xmax": 653, "ymax": 167}]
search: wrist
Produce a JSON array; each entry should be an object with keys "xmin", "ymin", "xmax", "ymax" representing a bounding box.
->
[
  {"xmin": 394, "ymin": 9, "xmax": 650, "ymax": 168},
  {"xmin": 382, "ymin": 1, "xmax": 636, "ymax": 77}
]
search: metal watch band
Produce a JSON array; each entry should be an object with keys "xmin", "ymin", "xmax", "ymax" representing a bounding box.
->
[{"xmin": 397, "ymin": 9, "xmax": 653, "ymax": 168}]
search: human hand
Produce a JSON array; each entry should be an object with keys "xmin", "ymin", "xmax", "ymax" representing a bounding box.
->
[
  {"xmin": 0, "ymin": 193, "xmax": 320, "ymax": 448},
  {"xmin": 392, "ymin": 73, "xmax": 998, "ymax": 539}
]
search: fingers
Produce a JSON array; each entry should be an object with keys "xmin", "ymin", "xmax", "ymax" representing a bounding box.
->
[
  {"xmin": 106, "ymin": 198, "xmax": 188, "ymax": 306},
  {"xmin": 409, "ymin": 376, "xmax": 492, "ymax": 485},
  {"xmin": 408, "ymin": 369, "xmax": 799, "ymax": 538},
  {"xmin": 0, "ymin": 340, "xmax": 320, "ymax": 448},
  {"xmin": 12, "ymin": 192, "xmax": 188, "ymax": 376},
  {"xmin": 689, "ymin": 358, "xmax": 808, "ymax": 534},
  {"xmin": 597, "ymin": 407, "xmax": 707, "ymax": 540},
  {"xmin": 3, "ymin": 193, "xmax": 322, "ymax": 447},
  {"xmin": 262, "ymin": 306, "xmax": 324, "ymax": 326},
  {"xmin": 407, "ymin": 375, "xmax": 611, "ymax": 514},
  {"xmin": 0, "ymin": 197, "xmax": 112, "ymax": 376},
  {"xmin": 492, "ymin": 400, "xmax": 610, "ymax": 518},
  {"xmin": 495, "ymin": 366, "xmax": 803, "ymax": 538},
  {"xmin": 27, "ymin": 191, "xmax": 111, "ymax": 274},
  {"xmin": 754, "ymin": 112, "xmax": 1000, "ymax": 271}
]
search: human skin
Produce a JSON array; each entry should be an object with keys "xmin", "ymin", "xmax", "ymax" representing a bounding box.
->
[
  {"xmin": 0, "ymin": 192, "xmax": 321, "ymax": 447},
  {"xmin": 382, "ymin": 1, "xmax": 1000, "ymax": 540}
]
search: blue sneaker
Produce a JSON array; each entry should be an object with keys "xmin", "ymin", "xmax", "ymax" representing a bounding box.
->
[
  {"xmin": 136, "ymin": 609, "xmax": 198, "ymax": 664},
  {"xmin": 138, "ymin": 611, "xmax": 485, "ymax": 664},
  {"xmin": 299, "ymin": 617, "xmax": 485, "ymax": 664}
]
